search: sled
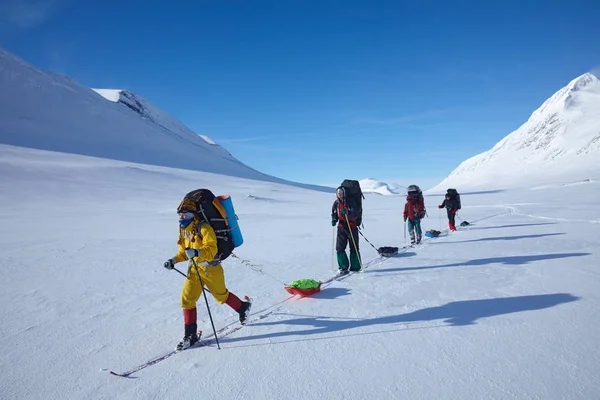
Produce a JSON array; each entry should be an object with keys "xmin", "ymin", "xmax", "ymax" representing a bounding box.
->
[
  {"xmin": 284, "ymin": 279, "xmax": 322, "ymax": 297},
  {"xmin": 425, "ymin": 230, "xmax": 441, "ymax": 238},
  {"xmin": 377, "ymin": 246, "xmax": 399, "ymax": 257}
]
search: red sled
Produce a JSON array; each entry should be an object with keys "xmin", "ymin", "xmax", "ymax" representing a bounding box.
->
[{"xmin": 284, "ymin": 282, "xmax": 322, "ymax": 297}]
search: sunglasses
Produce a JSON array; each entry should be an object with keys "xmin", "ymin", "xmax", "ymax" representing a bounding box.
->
[{"xmin": 178, "ymin": 212, "xmax": 195, "ymax": 220}]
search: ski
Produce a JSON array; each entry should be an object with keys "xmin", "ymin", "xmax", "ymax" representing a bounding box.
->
[
  {"xmin": 109, "ymin": 326, "xmax": 227, "ymax": 378},
  {"xmin": 108, "ymin": 296, "xmax": 292, "ymax": 378}
]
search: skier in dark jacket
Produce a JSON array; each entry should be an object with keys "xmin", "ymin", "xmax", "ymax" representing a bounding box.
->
[
  {"xmin": 331, "ymin": 187, "xmax": 361, "ymax": 273},
  {"xmin": 438, "ymin": 194, "xmax": 459, "ymax": 231}
]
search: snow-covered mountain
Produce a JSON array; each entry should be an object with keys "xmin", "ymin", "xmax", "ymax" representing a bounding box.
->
[
  {"xmin": 92, "ymin": 88, "xmax": 231, "ymax": 156},
  {"xmin": 0, "ymin": 47, "xmax": 325, "ymax": 191},
  {"xmin": 431, "ymin": 73, "xmax": 600, "ymax": 192},
  {"xmin": 359, "ymin": 178, "xmax": 405, "ymax": 195}
]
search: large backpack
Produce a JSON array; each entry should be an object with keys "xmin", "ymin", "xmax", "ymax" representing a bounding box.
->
[
  {"xmin": 446, "ymin": 188, "xmax": 461, "ymax": 210},
  {"xmin": 407, "ymin": 184, "xmax": 426, "ymax": 219},
  {"xmin": 177, "ymin": 189, "xmax": 235, "ymax": 261},
  {"xmin": 339, "ymin": 179, "xmax": 364, "ymax": 224}
]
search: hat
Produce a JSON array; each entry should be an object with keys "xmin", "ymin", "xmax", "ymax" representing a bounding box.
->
[{"xmin": 177, "ymin": 198, "xmax": 197, "ymax": 213}]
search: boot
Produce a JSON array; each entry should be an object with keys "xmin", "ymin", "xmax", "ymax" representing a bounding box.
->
[
  {"xmin": 237, "ymin": 297, "xmax": 252, "ymax": 325},
  {"xmin": 410, "ymin": 232, "xmax": 416, "ymax": 245},
  {"xmin": 337, "ymin": 252, "xmax": 349, "ymax": 271},
  {"xmin": 177, "ymin": 327, "xmax": 199, "ymax": 350},
  {"xmin": 416, "ymin": 232, "xmax": 422, "ymax": 244},
  {"xmin": 177, "ymin": 308, "xmax": 200, "ymax": 350},
  {"xmin": 449, "ymin": 222, "xmax": 456, "ymax": 231},
  {"xmin": 349, "ymin": 252, "xmax": 362, "ymax": 272}
]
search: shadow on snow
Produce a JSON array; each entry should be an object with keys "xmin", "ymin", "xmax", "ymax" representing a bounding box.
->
[
  {"xmin": 370, "ymin": 252, "xmax": 590, "ymax": 275},
  {"xmin": 469, "ymin": 222, "xmax": 558, "ymax": 230},
  {"xmin": 435, "ymin": 232, "xmax": 565, "ymax": 244},
  {"xmin": 223, "ymin": 293, "xmax": 579, "ymax": 346}
]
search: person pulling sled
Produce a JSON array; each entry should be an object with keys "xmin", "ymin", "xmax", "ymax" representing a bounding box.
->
[
  {"xmin": 331, "ymin": 180, "xmax": 364, "ymax": 273},
  {"xmin": 438, "ymin": 188, "xmax": 461, "ymax": 231},
  {"xmin": 163, "ymin": 190, "xmax": 251, "ymax": 350}
]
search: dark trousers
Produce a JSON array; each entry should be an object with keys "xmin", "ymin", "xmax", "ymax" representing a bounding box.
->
[
  {"xmin": 447, "ymin": 209, "xmax": 456, "ymax": 227},
  {"xmin": 336, "ymin": 226, "xmax": 359, "ymax": 253}
]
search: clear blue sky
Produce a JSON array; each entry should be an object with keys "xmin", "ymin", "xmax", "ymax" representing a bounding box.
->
[{"xmin": 1, "ymin": 0, "xmax": 599, "ymax": 188}]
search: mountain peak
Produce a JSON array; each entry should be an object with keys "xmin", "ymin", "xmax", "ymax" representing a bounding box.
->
[
  {"xmin": 566, "ymin": 72, "xmax": 598, "ymax": 92},
  {"xmin": 431, "ymin": 73, "xmax": 600, "ymax": 191}
]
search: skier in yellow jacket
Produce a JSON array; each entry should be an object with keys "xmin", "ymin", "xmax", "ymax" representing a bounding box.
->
[{"xmin": 163, "ymin": 198, "xmax": 251, "ymax": 350}]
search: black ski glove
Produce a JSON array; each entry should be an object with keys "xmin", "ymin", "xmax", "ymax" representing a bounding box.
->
[{"xmin": 164, "ymin": 259, "xmax": 175, "ymax": 270}]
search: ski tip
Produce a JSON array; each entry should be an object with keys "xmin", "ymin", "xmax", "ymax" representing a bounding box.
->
[{"xmin": 109, "ymin": 371, "xmax": 131, "ymax": 378}]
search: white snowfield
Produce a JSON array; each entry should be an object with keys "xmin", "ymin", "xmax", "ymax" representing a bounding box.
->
[
  {"xmin": 1, "ymin": 144, "xmax": 599, "ymax": 400},
  {"xmin": 433, "ymin": 73, "xmax": 600, "ymax": 192}
]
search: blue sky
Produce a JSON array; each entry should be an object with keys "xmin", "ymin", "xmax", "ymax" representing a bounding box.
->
[{"xmin": 1, "ymin": 0, "xmax": 599, "ymax": 188}]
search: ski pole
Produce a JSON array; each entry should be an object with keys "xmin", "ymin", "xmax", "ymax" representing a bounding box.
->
[
  {"xmin": 438, "ymin": 207, "xmax": 442, "ymax": 231},
  {"xmin": 404, "ymin": 220, "xmax": 407, "ymax": 244},
  {"xmin": 345, "ymin": 214, "xmax": 363, "ymax": 273},
  {"xmin": 173, "ymin": 267, "xmax": 187, "ymax": 279},
  {"xmin": 173, "ymin": 267, "xmax": 212, "ymax": 294},
  {"xmin": 190, "ymin": 258, "xmax": 221, "ymax": 350},
  {"xmin": 331, "ymin": 224, "xmax": 336, "ymax": 273}
]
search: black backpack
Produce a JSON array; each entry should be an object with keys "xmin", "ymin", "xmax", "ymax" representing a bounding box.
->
[
  {"xmin": 177, "ymin": 189, "xmax": 235, "ymax": 261},
  {"xmin": 446, "ymin": 188, "xmax": 462, "ymax": 210},
  {"xmin": 339, "ymin": 179, "xmax": 364, "ymax": 224}
]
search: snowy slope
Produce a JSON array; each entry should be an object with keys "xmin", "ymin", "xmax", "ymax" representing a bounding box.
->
[
  {"xmin": 359, "ymin": 178, "xmax": 405, "ymax": 195},
  {"xmin": 92, "ymin": 88, "xmax": 229, "ymax": 155},
  {"xmin": 0, "ymin": 47, "xmax": 324, "ymax": 191},
  {"xmin": 432, "ymin": 73, "xmax": 600, "ymax": 192},
  {"xmin": 1, "ymin": 144, "xmax": 599, "ymax": 400}
]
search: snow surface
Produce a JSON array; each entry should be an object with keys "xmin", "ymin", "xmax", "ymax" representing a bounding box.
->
[
  {"xmin": 432, "ymin": 73, "xmax": 600, "ymax": 192},
  {"xmin": 359, "ymin": 178, "xmax": 405, "ymax": 195},
  {"xmin": 0, "ymin": 47, "xmax": 325, "ymax": 192},
  {"xmin": 1, "ymin": 143, "xmax": 599, "ymax": 400},
  {"xmin": 92, "ymin": 89, "xmax": 122, "ymax": 103}
]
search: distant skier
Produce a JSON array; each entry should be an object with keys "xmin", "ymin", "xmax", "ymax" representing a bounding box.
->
[
  {"xmin": 163, "ymin": 197, "xmax": 251, "ymax": 350},
  {"xmin": 403, "ymin": 193, "xmax": 425, "ymax": 244},
  {"xmin": 331, "ymin": 184, "xmax": 362, "ymax": 273},
  {"xmin": 438, "ymin": 188, "xmax": 461, "ymax": 231}
]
